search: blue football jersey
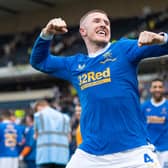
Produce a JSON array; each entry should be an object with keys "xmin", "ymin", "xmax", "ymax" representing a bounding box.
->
[
  {"xmin": 142, "ymin": 99, "xmax": 168, "ymax": 151},
  {"xmin": 30, "ymin": 35, "xmax": 168, "ymax": 155},
  {"xmin": 24, "ymin": 126, "xmax": 36, "ymax": 161},
  {"xmin": 0, "ymin": 121, "xmax": 23, "ymax": 157}
]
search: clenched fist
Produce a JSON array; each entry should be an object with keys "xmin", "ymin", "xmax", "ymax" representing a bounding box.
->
[
  {"xmin": 138, "ymin": 31, "xmax": 165, "ymax": 47},
  {"xmin": 42, "ymin": 18, "xmax": 68, "ymax": 37}
]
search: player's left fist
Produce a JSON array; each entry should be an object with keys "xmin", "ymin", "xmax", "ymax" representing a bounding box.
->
[{"xmin": 138, "ymin": 31, "xmax": 165, "ymax": 47}]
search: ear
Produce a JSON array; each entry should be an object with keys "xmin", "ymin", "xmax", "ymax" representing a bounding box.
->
[{"xmin": 79, "ymin": 27, "xmax": 87, "ymax": 37}]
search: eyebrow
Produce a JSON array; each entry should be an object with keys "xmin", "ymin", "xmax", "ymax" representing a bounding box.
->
[{"xmin": 92, "ymin": 17, "xmax": 110, "ymax": 23}]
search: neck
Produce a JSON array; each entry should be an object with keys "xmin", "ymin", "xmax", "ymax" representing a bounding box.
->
[
  {"xmin": 152, "ymin": 97, "xmax": 165, "ymax": 103},
  {"xmin": 86, "ymin": 40, "xmax": 108, "ymax": 55}
]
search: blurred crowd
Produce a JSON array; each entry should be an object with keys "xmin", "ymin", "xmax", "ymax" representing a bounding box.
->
[
  {"xmin": 0, "ymin": 95, "xmax": 82, "ymax": 168},
  {"xmin": 0, "ymin": 8, "xmax": 167, "ymax": 67}
]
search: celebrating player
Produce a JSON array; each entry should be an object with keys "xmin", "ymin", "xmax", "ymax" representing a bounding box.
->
[{"xmin": 30, "ymin": 9, "xmax": 168, "ymax": 168}]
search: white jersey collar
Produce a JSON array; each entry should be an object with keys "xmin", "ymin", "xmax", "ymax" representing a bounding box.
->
[
  {"xmin": 2, "ymin": 120, "xmax": 11, "ymax": 123},
  {"xmin": 88, "ymin": 43, "xmax": 111, "ymax": 58},
  {"xmin": 151, "ymin": 97, "xmax": 166, "ymax": 107}
]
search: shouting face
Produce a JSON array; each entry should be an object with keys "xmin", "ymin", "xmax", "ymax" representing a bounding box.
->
[{"xmin": 80, "ymin": 11, "xmax": 111, "ymax": 46}]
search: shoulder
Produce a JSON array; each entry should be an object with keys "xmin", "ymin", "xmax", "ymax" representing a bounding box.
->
[
  {"xmin": 63, "ymin": 113, "xmax": 70, "ymax": 122},
  {"xmin": 66, "ymin": 53, "xmax": 86, "ymax": 63},
  {"xmin": 117, "ymin": 37, "xmax": 137, "ymax": 46},
  {"xmin": 60, "ymin": 53, "xmax": 86, "ymax": 70},
  {"xmin": 165, "ymin": 99, "xmax": 168, "ymax": 105},
  {"xmin": 15, "ymin": 124, "xmax": 24, "ymax": 131},
  {"xmin": 141, "ymin": 99, "xmax": 151, "ymax": 107},
  {"xmin": 34, "ymin": 112, "xmax": 41, "ymax": 119},
  {"xmin": 0, "ymin": 123, "xmax": 4, "ymax": 129},
  {"xmin": 113, "ymin": 38, "xmax": 138, "ymax": 53}
]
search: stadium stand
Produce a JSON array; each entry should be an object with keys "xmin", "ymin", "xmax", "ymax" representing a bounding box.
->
[{"xmin": 0, "ymin": 8, "xmax": 167, "ymax": 110}]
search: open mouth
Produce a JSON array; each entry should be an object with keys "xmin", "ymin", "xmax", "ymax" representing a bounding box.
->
[{"xmin": 96, "ymin": 30, "xmax": 106, "ymax": 36}]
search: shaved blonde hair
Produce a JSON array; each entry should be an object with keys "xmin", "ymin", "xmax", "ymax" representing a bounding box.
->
[{"xmin": 80, "ymin": 9, "xmax": 108, "ymax": 27}]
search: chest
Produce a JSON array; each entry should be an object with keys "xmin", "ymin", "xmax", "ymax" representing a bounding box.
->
[
  {"xmin": 72, "ymin": 51, "xmax": 133, "ymax": 89},
  {"xmin": 145, "ymin": 105, "xmax": 168, "ymax": 116}
]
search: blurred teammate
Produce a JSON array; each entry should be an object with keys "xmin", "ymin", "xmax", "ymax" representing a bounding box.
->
[
  {"xmin": 33, "ymin": 100, "xmax": 71, "ymax": 168},
  {"xmin": 74, "ymin": 104, "xmax": 82, "ymax": 146},
  {"xmin": 142, "ymin": 79, "xmax": 168, "ymax": 168},
  {"xmin": 0, "ymin": 110, "xmax": 23, "ymax": 168},
  {"xmin": 69, "ymin": 103, "xmax": 82, "ymax": 157},
  {"xmin": 19, "ymin": 114, "xmax": 36, "ymax": 168},
  {"xmin": 30, "ymin": 9, "xmax": 168, "ymax": 168}
]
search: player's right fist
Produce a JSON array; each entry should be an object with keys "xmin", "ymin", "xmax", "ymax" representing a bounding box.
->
[{"xmin": 42, "ymin": 18, "xmax": 68, "ymax": 36}]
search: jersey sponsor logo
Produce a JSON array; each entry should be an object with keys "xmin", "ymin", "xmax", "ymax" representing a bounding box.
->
[
  {"xmin": 147, "ymin": 116, "xmax": 166, "ymax": 124},
  {"xmin": 78, "ymin": 67, "xmax": 111, "ymax": 90}
]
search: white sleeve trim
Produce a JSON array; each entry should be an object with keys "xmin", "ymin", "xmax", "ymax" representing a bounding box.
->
[
  {"xmin": 40, "ymin": 32, "xmax": 54, "ymax": 40},
  {"xmin": 159, "ymin": 32, "xmax": 168, "ymax": 44}
]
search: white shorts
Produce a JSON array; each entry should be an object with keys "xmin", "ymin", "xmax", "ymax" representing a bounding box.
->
[
  {"xmin": 0, "ymin": 157, "xmax": 18, "ymax": 168},
  {"xmin": 66, "ymin": 145, "xmax": 161, "ymax": 168},
  {"xmin": 157, "ymin": 150, "xmax": 168, "ymax": 168}
]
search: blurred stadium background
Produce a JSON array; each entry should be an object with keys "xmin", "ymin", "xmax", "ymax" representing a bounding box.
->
[{"xmin": 0, "ymin": 0, "xmax": 168, "ymax": 117}]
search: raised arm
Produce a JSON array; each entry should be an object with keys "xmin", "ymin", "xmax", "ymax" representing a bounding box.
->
[
  {"xmin": 123, "ymin": 31, "xmax": 168, "ymax": 63},
  {"xmin": 30, "ymin": 18, "xmax": 72, "ymax": 81},
  {"xmin": 41, "ymin": 17, "xmax": 68, "ymax": 38}
]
